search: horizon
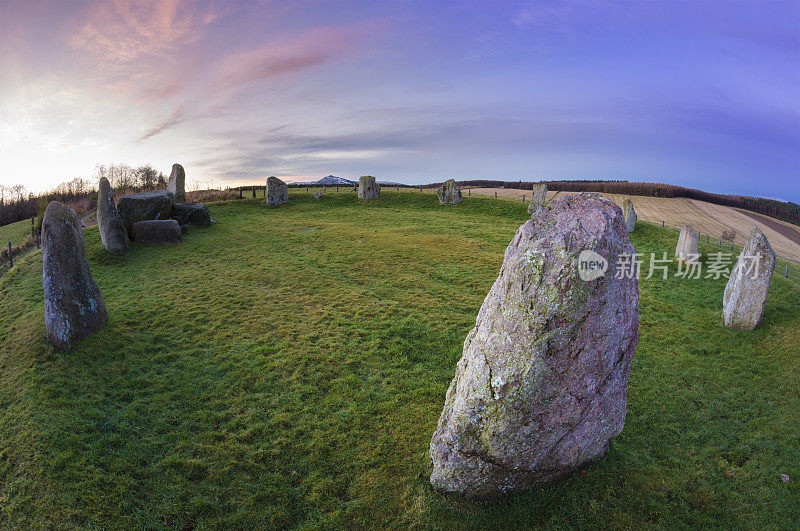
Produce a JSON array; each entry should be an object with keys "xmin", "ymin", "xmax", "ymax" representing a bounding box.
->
[{"xmin": 1, "ymin": 1, "xmax": 799, "ymax": 200}]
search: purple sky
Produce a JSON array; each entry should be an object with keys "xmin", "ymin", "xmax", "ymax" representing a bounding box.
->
[{"xmin": 1, "ymin": 0, "xmax": 798, "ymax": 200}]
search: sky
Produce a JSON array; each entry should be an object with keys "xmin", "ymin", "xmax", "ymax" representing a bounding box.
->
[{"xmin": 1, "ymin": 0, "xmax": 798, "ymax": 200}]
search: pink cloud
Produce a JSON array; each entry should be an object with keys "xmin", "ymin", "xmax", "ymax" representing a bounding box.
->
[
  {"xmin": 137, "ymin": 22, "xmax": 382, "ymax": 141},
  {"xmin": 211, "ymin": 26, "xmax": 362, "ymax": 92},
  {"xmin": 139, "ymin": 102, "xmax": 191, "ymax": 141},
  {"xmin": 71, "ymin": 0, "xmax": 217, "ymax": 62}
]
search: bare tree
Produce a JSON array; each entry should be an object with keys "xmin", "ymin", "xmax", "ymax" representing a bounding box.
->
[
  {"xmin": 136, "ymin": 164, "xmax": 159, "ymax": 189},
  {"xmin": 10, "ymin": 184, "xmax": 26, "ymax": 201}
]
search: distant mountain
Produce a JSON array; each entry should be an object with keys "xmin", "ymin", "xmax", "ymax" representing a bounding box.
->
[
  {"xmin": 297, "ymin": 175, "xmax": 357, "ymax": 186},
  {"xmin": 295, "ymin": 175, "xmax": 407, "ymax": 187}
]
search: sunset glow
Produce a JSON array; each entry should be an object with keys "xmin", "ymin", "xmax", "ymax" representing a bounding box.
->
[{"xmin": 1, "ymin": 1, "xmax": 798, "ymax": 199}]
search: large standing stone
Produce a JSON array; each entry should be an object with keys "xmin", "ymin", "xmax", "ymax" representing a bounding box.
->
[
  {"xmin": 527, "ymin": 184, "xmax": 548, "ymax": 216},
  {"xmin": 171, "ymin": 202, "xmax": 211, "ymax": 227},
  {"xmin": 622, "ymin": 197, "xmax": 637, "ymax": 232},
  {"xmin": 96, "ymin": 177, "xmax": 129, "ymax": 255},
  {"xmin": 131, "ymin": 220, "xmax": 182, "ymax": 244},
  {"xmin": 437, "ymin": 179, "xmax": 462, "ymax": 205},
  {"xmin": 42, "ymin": 201, "xmax": 108, "ymax": 352},
  {"xmin": 675, "ymin": 224, "xmax": 699, "ymax": 263},
  {"xmin": 358, "ymin": 175, "xmax": 380, "ymax": 199},
  {"xmin": 117, "ymin": 190, "xmax": 175, "ymax": 236},
  {"xmin": 168, "ymin": 164, "xmax": 186, "ymax": 202},
  {"xmin": 722, "ymin": 226, "xmax": 776, "ymax": 330},
  {"xmin": 429, "ymin": 193, "xmax": 639, "ymax": 499},
  {"xmin": 266, "ymin": 176, "xmax": 288, "ymax": 206}
]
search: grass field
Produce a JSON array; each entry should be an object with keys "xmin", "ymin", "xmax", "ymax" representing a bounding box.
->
[
  {"xmin": 0, "ymin": 218, "xmax": 32, "ymax": 247},
  {"xmin": 0, "ymin": 192, "xmax": 798, "ymax": 528}
]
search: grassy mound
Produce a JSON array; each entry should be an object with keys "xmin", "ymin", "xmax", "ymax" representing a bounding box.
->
[
  {"xmin": 0, "ymin": 192, "xmax": 798, "ymax": 527},
  {"xmin": 0, "ymin": 218, "xmax": 32, "ymax": 247}
]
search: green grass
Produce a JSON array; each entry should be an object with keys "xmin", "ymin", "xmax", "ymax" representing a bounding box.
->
[
  {"xmin": 0, "ymin": 218, "xmax": 33, "ymax": 247},
  {"xmin": 0, "ymin": 192, "xmax": 798, "ymax": 528}
]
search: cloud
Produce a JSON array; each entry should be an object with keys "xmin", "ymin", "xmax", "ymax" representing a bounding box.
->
[
  {"xmin": 71, "ymin": 0, "xmax": 217, "ymax": 62},
  {"xmin": 210, "ymin": 26, "xmax": 363, "ymax": 92},
  {"xmin": 139, "ymin": 103, "xmax": 191, "ymax": 141},
  {"xmin": 138, "ymin": 23, "xmax": 376, "ymax": 141}
]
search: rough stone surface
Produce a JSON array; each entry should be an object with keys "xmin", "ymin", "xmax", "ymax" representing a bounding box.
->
[
  {"xmin": 780, "ymin": 474, "xmax": 790, "ymax": 483},
  {"xmin": 131, "ymin": 220, "xmax": 182, "ymax": 244},
  {"xmin": 117, "ymin": 190, "xmax": 175, "ymax": 236},
  {"xmin": 437, "ymin": 179, "xmax": 462, "ymax": 205},
  {"xmin": 429, "ymin": 193, "xmax": 639, "ymax": 499},
  {"xmin": 42, "ymin": 201, "xmax": 108, "ymax": 352},
  {"xmin": 358, "ymin": 175, "xmax": 380, "ymax": 199},
  {"xmin": 172, "ymin": 202, "xmax": 211, "ymax": 227},
  {"xmin": 622, "ymin": 197, "xmax": 637, "ymax": 232},
  {"xmin": 675, "ymin": 224, "xmax": 699, "ymax": 263},
  {"xmin": 313, "ymin": 192, "xmax": 325, "ymax": 200},
  {"xmin": 266, "ymin": 176, "xmax": 288, "ymax": 206},
  {"xmin": 168, "ymin": 163, "xmax": 186, "ymax": 202},
  {"xmin": 722, "ymin": 226, "xmax": 776, "ymax": 331},
  {"xmin": 527, "ymin": 184, "xmax": 548, "ymax": 216},
  {"xmin": 96, "ymin": 177, "xmax": 129, "ymax": 255}
]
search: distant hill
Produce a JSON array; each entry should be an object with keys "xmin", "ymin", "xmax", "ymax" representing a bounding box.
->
[
  {"xmin": 295, "ymin": 175, "xmax": 407, "ymax": 187},
  {"xmin": 297, "ymin": 175, "xmax": 357, "ymax": 186}
]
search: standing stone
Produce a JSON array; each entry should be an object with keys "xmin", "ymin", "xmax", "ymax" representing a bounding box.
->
[
  {"xmin": 722, "ymin": 226, "xmax": 776, "ymax": 330},
  {"xmin": 527, "ymin": 184, "xmax": 548, "ymax": 216},
  {"xmin": 42, "ymin": 201, "xmax": 108, "ymax": 352},
  {"xmin": 266, "ymin": 176, "xmax": 288, "ymax": 206},
  {"xmin": 96, "ymin": 177, "xmax": 129, "ymax": 255},
  {"xmin": 168, "ymin": 164, "xmax": 186, "ymax": 202},
  {"xmin": 358, "ymin": 175, "xmax": 380, "ymax": 199},
  {"xmin": 622, "ymin": 197, "xmax": 637, "ymax": 232},
  {"xmin": 171, "ymin": 203, "xmax": 211, "ymax": 227},
  {"xmin": 131, "ymin": 220, "xmax": 183, "ymax": 244},
  {"xmin": 429, "ymin": 193, "xmax": 639, "ymax": 499},
  {"xmin": 437, "ymin": 179, "xmax": 462, "ymax": 205},
  {"xmin": 117, "ymin": 190, "xmax": 175, "ymax": 236},
  {"xmin": 675, "ymin": 224, "xmax": 699, "ymax": 263}
]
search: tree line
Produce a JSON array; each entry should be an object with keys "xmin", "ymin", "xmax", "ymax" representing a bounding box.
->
[
  {"xmin": 0, "ymin": 164, "xmax": 168, "ymax": 228},
  {"xmin": 448, "ymin": 180, "xmax": 800, "ymax": 226}
]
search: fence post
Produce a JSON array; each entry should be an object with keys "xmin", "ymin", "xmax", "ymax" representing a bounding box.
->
[
  {"xmin": 522, "ymin": 194, "xmax": 525, "ymax": 203},
  {"xmin": 786, "ymin": 264, "xmax": 790, "ymax": 278},
  {"xmin": 8, "ymin": 242, "xmax": 12, "ymax": 268},
  {"xmin": 252, "ymin": 187, "xmax": 256, "ymax": 198},
  {"xmin": 718, "ymin": 238, "xmax": 721, "ymax": 248},
  {"xmin": 420, "ymin": 187, "xmax": 423, "ymax": 192},
  {"xmin": 36, "ymin": 232, "xmax": 40, "ymax": 249},
  {"xmin": 707, "ymin": 235, "xmax": 709, "ymax": 244},
  {"xmin": 468, "ymin": 189, "xmax": 470, "ymax": 197},
  {"xmin": 494, "ymin": 191, "xmax": 497, "ymax": 199},
  {"xmin": 662, "ymin": 221, "xmax": 664, "ymax": 228},
  {"xmin": 239, "ymin": 187, "xmax": 242, "ymax": 199},
  {"xmin": 337, "ymin": 186, "xmax": 339, "ymax": 194}
]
